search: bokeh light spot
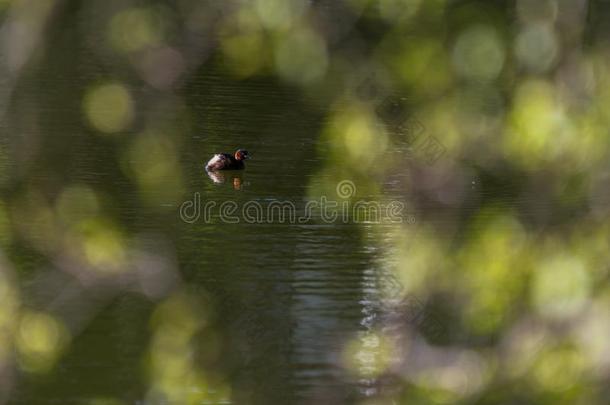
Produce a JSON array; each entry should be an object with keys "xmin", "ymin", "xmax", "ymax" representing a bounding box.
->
[
  {"xmin": 255, "ymin": 0, "xmax": 307, "ymax": 30},
  {"xmin": 17, "ymin": 311, "xmax": 68, "ymax": 373},
  {"xmin": 275, "ymin": 28, "xmax": 328, "ymax": 85},
  {"xmin": 221, "ymin": 32, "xmax": 266, "ymax": 77},
  {"xmin": 532, "ymin": 254, "xmax": 591, "ymax": 320},
  {"xmin": 73, "ymin": 219, "xmax": 127, "ymax": 273},
  {"xmin": 122, "ymin": 132, "xmax": 184, "ymax": 207},
  {"xmin": 453, "ymin": 25, "xmax": 505, "ymax": 81},
  {"xmin": 515, "ymin": 23, "xmax": 559, "ymax": 73},
  {"xmin": 83, "ymin": 83, "xmax": 134, "ymax": 134},
  {"xmin": 108, "ymin": 7, "xmax": 164, "ymax": 53}
]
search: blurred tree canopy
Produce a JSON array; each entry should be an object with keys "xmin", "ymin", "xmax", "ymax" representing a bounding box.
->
[{"xmin": 1, "ymin": 0, "xmax": 610, "ymax": 404}]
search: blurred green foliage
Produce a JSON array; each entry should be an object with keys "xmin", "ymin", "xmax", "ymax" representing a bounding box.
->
[{"xmin": 0, "ymin": 0, "xmax": 609, "ymax": 404}]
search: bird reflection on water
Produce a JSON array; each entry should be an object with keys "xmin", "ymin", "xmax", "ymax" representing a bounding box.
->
[{"xmin": 205, "ymin": 170, "xmax": 244, "ymax": 190}]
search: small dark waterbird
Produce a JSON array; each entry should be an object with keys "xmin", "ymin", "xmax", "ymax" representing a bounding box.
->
[{"xmin": 205, "ymin": 149, "xmax": 250, "ymax": 171}]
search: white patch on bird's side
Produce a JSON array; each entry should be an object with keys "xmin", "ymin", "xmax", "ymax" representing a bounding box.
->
[{"xmin": 206, "ymin": 154, "xmax": 224, "ymax": 169}]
